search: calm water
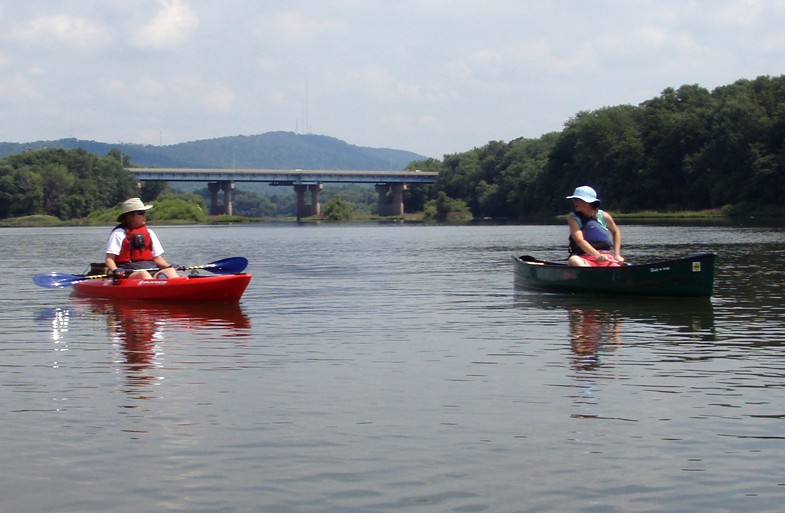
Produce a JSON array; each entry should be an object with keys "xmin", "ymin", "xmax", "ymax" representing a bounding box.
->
[{"xmin": 2, "ymin": 223, "xmax": 785, "ymax": 513}]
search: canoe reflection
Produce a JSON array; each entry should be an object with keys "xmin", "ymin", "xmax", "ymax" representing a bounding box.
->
[
  {"xmin": 568, "ymin": 307, "xmax": 621, "ymax": 371},
  {"xmin": 515, "ymin": 290, "xmax": 716, "ymax": 370}
]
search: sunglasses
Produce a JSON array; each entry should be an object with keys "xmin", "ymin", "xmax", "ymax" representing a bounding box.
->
[{"xmin": 132, "ymin": 210, "xmax": 147, "ymax": 216}]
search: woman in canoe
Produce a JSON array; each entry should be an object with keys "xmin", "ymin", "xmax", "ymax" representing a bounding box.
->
[
  {"xmin": 566, "ymin": 186, "xmax": 624, "ymax": 267},
  {"xmin": 105, "ymin": 198, "xmax": 179, "ymax": 279}
]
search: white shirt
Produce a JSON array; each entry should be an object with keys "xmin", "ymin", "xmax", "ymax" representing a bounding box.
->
[{"xmin": 106, "ymin": 227, "xmax": 165, "ymax": 258}]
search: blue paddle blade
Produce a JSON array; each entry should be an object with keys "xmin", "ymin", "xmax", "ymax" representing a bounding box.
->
[
  {"xmin": 33, "ymin": 272, "xmax": 99, "ymax": 288},
  {"xmin": 181, "ymin": 256, "xmax": 248, "ymax": 274}
]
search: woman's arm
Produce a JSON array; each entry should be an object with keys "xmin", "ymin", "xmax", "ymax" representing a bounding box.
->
[
  {"xmin": 105, "ymin": 253, "xmax": 119, "ymax": 272},
  {"xmin": 604, "ymin": 212, "xmax": 624, "ymax": 262}
]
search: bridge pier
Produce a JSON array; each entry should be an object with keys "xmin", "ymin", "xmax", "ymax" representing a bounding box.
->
[
  {"xmin": 208, "ymin": 181, "xmax": 234, "ymax": 215},
  {"xmin": 375, "ymin": 183, "xmax": 407, "ymax": 216},
  {"xmin": 294, "ymin": 183, "xmax": 322, "ymax": 219},
  {"xmin": 222, "ymin": 181, "xmax": 234, "ymax": 216},
  {"xmin": 128, "ymin": 169, "xmax": 438, "ymax": 219}
]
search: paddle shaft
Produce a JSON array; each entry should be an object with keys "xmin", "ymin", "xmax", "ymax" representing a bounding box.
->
[{"xmin": 33, "ymin": 257, "xmax": 248, "ymax": 288}]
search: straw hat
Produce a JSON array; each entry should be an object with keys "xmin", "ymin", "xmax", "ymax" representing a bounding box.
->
[{"xmin": 117, "ymin": 197, "xmax": 153, "ymax": 221}]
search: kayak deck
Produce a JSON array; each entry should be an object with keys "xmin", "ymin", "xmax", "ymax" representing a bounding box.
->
[{"xmin": 71, "ymin": 273, "xmax": 251, "ymax": 302}]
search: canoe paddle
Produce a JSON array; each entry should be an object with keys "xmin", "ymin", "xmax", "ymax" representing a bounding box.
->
[{"xmin": 33, "ymin": 256, "xmax": 249, "ymax": 289}]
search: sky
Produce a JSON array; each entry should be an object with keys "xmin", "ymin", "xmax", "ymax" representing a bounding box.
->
[{"xmin": 1, "ymin": 0, "xmax": 784, "ymax": 159}]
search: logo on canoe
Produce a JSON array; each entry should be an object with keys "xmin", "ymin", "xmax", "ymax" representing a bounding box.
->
[
  {"xmin": 560, "ymin": 270, "xmax": 578, "ymax": 280},
  {"xmin": 649, "ymin": 266, "xmax": 671, "ymax": 273},
  {"xmin": 692, "ymin": 262, "xmax": 702, "ymax": 272}
]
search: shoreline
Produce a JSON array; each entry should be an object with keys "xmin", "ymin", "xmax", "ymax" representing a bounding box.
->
[{"xmin": 0, "ymin": 210, "xmax": 744, "ymax": 228}]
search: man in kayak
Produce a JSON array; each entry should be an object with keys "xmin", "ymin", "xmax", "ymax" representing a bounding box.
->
[
  {"xmin": 105, "ymin": 198, "xmax": 179, "ymax": 279},
  {"xmin": 565, "ymin": 186, "xmax": 624, "ymax": 267}
]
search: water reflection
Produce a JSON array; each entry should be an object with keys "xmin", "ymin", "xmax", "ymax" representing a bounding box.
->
[
  {"xmin": 514, "ymin": 289, "xmax": 716, "ymax": 371},
  {"xmin": 41, "ymin": 299, "xmax": 251, "ymax": 394},
  {"xmin": 567, "ymin": 307, "xmax": 621, "ymax": 371}
]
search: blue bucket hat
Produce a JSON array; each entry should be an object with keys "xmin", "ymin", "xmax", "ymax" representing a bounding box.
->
[{"xmin": 566, "ymin": 186, "xmax": 600, "ymax": 204}]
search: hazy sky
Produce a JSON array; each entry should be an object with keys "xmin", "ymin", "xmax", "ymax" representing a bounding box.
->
[{"xmin": 2, "ymin": 0, "xmax": 783, "ymax": 158}]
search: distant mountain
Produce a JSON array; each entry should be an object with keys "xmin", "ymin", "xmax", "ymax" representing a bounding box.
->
[{"xmin": 0, "ymin": 132, "xmax": 428, "ymax": 170}]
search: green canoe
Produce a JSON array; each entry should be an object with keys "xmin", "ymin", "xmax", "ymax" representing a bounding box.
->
[{"xmin": 513, "ymin": 253, "xmax": 716, "ymax": 297}]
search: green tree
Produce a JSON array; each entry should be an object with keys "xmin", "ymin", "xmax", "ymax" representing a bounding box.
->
[
  {"xmin": 140, "ymin": 181, "xmax": 170, "ymax": 202},
  {"xmin": 87, "ymin": 192, "xmax": 207, "ymax": 223},
  {"xmin": 502, "ymin": 134, "xmax": 559, "ymax": 218},
  {"xmin": 232, "ymin": 189, "xmax": 277, "ymax": 217},
  {"xmin": 323, "ymin": 196, "xmax": 353, "ymax": 221},
  {"xmin": 149, "ymin": 195, "xmax": 207, "ymax": 223},
  {"xmin": 423, "ymin": 191, "xmax": 472, "ymax": 221},
  {"xmin": 638, "ymin": 84, "xmax": 713, "ymax": 209},
  {"xmin": 539, "ymin": 105, "xmax": 644, "ymax": 214},
  {"xmin": 41, "ymin": 163, "xmax": 76, "ymax": 218},
  {"xmin": 0, "ymin": 148, "xmax": 137, "ymax": 219}
]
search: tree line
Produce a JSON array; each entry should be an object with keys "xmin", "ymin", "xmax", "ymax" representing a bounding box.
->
[
  {"xmin": 2, "ymin": 75, "xmax": 784, "ymax": 221},
  {"xmin": 0, "ymin": 148, "xmax": 137, "ymax": 220},
  {"xmin": 410, "ymin": 74, "xmax": 785, "ymax": 218}
]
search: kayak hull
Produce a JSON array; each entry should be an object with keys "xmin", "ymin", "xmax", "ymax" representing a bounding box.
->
[
  {"xmin": 513, "ymin": 253, "xmax": 716, "ymax": 297},
  {"xmin": 71, "ymin": 274, "xmax": 251, "ymax": 302}
]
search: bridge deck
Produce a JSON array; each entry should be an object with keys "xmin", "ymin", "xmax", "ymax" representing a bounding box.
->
[{"xmin": 128, "ymin": 168, "xmax": 438, "ymax": 185}]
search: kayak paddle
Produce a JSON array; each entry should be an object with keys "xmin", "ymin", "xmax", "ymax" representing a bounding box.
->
[
  {"xmin": 33, "ymin": 256, "xmax": 249, "ymax": 289},
  {"xmin": 34, "ymin": 271, "xmax": 117, "ymax": 289},
  {"xmin": 178, "ymin": 256, "xmax": 248, "ymax": 275}
]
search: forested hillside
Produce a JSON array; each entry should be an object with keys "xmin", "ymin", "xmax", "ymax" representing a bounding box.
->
[
  {"xmin": 421, "ymin": 74, "xmax": 785, "ymax": 217},
  {"xmin": 0, "ymin": 132, "xmax": 426, "ymax": 171}
]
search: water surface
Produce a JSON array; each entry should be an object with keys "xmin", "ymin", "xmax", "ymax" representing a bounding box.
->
[{"xmin": 2, "ymin": 223, "xmax": 784, "ymax": 512}]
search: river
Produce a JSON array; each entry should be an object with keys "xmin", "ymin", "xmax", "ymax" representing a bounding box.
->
[{"xmin": 2, "ymin": 222, "xmax": 784, "ymax": 513}]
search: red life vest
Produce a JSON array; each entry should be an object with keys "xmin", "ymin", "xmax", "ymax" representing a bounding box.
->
[{"xmin": 115, "ymin": 224, "xmax": 154, "ymax": 263}]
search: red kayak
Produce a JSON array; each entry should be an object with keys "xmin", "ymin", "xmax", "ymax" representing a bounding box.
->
[{"xmin": 71, "ymin": 274, "xmax": 251, "ymax": 302}]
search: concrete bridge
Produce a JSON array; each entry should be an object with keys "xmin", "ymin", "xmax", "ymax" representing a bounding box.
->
[{"xmin": 127, "ymin": 168, "xmax": 438, "ymax": 219}]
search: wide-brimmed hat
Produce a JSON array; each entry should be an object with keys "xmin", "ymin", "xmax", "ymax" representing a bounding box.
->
[
  {"xmin": 566, "ymin": 186, "xmax": 600, "ymax": 204},
  {"xmin": 117, "ymin": 197, "xmax": 153, "ymax": 221}
]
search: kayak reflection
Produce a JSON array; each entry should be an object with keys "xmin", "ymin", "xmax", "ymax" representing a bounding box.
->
[
  {"xmin": 73, "ymin": 297, "xmax": 252, "ymax": 334},
  {"xmin": 73, "ymin": 298, "xmax": 251, "ymax": 392}
]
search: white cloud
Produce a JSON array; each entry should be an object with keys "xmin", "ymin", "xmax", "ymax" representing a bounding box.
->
[
  {"xmin": 131, "ymin": 0, "xmax": 199, "ymax": 49},
  {"xmin": 10, "ymin": 14, "xmax": 109, "ymax": 49},
  {"xmin": 711, "ymin": 0, "xmax": 764, "ymax": 27},
  {"xmin": 0, "ymin": 71, "xmax": 42, "ymax": 100},
  {"xmin": 265, "ymin": 10, "xmax": 347, "ymax": 42},
  {"xmin": 202, "ymin": 85, "xmax": 236, "ymax": 112}
]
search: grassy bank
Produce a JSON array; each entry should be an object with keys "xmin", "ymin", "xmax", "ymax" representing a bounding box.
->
[{"xmin": 612, "ymin": 209, "xmax": 726, "ymax": 220}]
